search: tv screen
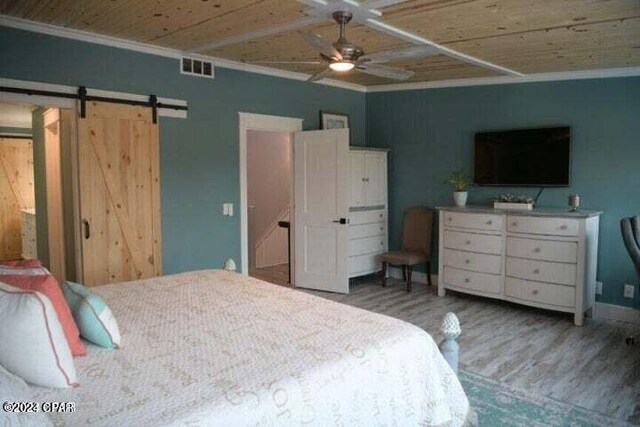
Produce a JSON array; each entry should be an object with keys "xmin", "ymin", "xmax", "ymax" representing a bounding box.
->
[{"xmin": 474, "ymin": 126, "xmax": 571, "ymax": 186}]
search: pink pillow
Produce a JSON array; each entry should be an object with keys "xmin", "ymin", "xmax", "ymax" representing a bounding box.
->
[
  {"xmin": 0, "ymin": 259, "xmax": 43, "ymax": 268},
  {"xmin": 1, "ymin": 274, "xmax": 86, "ymax": 357}
]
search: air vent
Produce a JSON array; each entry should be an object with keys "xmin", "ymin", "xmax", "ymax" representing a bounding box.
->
[{"xmin": 180, "ymin": 57, "xmax": 214, "ymax": 79}]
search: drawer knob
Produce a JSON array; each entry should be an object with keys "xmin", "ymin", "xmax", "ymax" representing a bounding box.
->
[
  {"xmin": 486, "ymin": 220, "xmax": 493, "ymax": 225},
  {"xmin": 465, "ymin": 240, "xmax": 471, "ymax": 245},
  {"xmin": 465, "ymin": 259, "xmax": 471, "ymax": 264},
  {"xmin": 533, "ymin": 269, "xmax": 540, "ymax": 274},
  {"xmin": 532, "ymin": 289, "xmax": 539, "ymax": 295},
  {"xmin": 560, "ymin": 224, "xmax": 568, "ymax": 230},
  {"xmin": 464, "ymin": 278, "xmax": 470, "ymax": 283},
  {"xmin": 448, "ymin": 217, "xmax": 453, "ymax": 222},
  {"xmin": 379, "ymin": 214, "xmax": 383, "ymax": 218},
  {"xmin": 380, "ymin": 241, "xmax": 384, "ymax": 245},
  {"xmin": 533, "ymin": 247, "xmax": 541, "ymax": 253},
  {"xmin": 512, "ymin": 221, "xmax": 518, "ymax": 226}
]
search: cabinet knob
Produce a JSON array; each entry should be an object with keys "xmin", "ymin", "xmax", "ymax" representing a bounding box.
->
[
  {"xmin": 465, "ymin": 240, "xmax": 471, "ymax": 245},
  {"xmin": 512, "ymin": 221, "xmax": 518, "ymax": 226},
  {"xmin": 380, "ymin": 241, "xmax": 384, "ymax": 245},
  {"xmin": 380, "ymin": 226, "xmax": 384, "ymax": 231},
  {"xmin": 533, "ymin": 247, "xmax": 541, "ymax": 253},
  {"xmin": 560, "ymin": 224, "xmax": 568, "ymax": 230},
  {"xmin": 465, "ymin": 259, "xmax": 471, "ymax": 264},
  {"xmin": 486, "ymin": 220, "xmax": 493, "ymax": 225},
  {"xmin": 379, "ymin": 214, "xmax": 383, "ymax": 218},
  {"xmin": 533, "ymin": 269, "xmax": 540, "ymax": 274},
  {"xmin": 448, "ymin": 217, "xmax": 452, "ymax": 222},
  {"xmin": 532, "ymin": 289, "xmax": 539, "ymax": 295},
  {"xmin": 464, "ymin": 278, "xmax": 470, "ymax": 283}
]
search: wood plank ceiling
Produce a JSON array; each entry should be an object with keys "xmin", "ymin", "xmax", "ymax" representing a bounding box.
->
[{"xmin": 1, "ymin": 0, "xmax": 639, "ymax": 86}]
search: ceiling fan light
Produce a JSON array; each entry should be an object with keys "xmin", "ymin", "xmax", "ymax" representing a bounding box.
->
[{"xmin": 329, "ymin": 61, "xmax": 355, "ymax": 72}]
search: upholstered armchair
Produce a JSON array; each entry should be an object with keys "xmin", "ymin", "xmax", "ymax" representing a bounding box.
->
[{"xmin": 621, "ymin": 215, "xmax": 640, "ymax": 285}]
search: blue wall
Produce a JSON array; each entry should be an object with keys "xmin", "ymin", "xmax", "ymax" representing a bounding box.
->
[
  {"xmin": 0, "ymin": 26, "xmax": 366, "ymax": 275},
  {"xmin": 367, "ymin": 77, "xmax": 640, "ymax": 307}
]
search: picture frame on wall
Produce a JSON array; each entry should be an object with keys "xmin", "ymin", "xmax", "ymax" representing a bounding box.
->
[{"xmin": 320, "ymin": 111, "xmax": 350, "ymax": 130}]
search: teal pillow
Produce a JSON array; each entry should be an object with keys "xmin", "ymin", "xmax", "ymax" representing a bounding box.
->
[{"xmin": 62, "ymin": 281, "xmax": 121, "ymax": 349}]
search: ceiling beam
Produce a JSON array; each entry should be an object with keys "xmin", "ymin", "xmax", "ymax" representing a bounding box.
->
[{"xmin": 296, "ymin": 0, "xmax": 524, "ymax": 77}]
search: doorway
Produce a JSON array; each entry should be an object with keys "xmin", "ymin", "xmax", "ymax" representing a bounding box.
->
[
  {"xmin": 246, "ymin": 130, "xmax": 292, "ymax": 286},
  {"xmin": 0, "ymin": 102, "xmax": 72, "ymax": 283}
]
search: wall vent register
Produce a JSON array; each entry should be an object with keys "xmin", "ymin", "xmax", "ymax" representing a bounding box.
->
[{"xmin": 181, "ymin": 57, "xmax": 214, "ymax": 79}]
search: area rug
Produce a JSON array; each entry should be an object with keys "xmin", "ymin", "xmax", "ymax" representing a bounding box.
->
[{"xmin": 458, "ymin": 370, "xmax": 632, "ymax": 426}]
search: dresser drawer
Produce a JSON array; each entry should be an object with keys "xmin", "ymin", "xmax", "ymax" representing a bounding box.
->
[
  {"xmin": 505, "ymin": 277, "xmax": 575, "ymax": 308},
  {"xmin": 507, "ymin": 237, "xmax": 578, "ymax": 263},
  {"xmin": 349, "ymin": 223, "xmax": 385, "ymax": 240},
  {"xmin": 349, "ymin": 235, "xmax": 387, "ymax": 256},
  {"xmin": 443, "ymin": 230, "xmax": 502, "ymax": 255},
  {"xmin": 349, "ymin": 253, "xmax": 382, "ymax": 275},
  {"xmin": 350, "ymin": 210, "xmax": 385, "ymax": 225},
  {"xmin": 443, "ymin": 266, "xmax": 501, "ymax": 295},
  {"xmin": 507, "ymin": 215, "xmax": 579, "ymax": 237},
  {"xmin": 443, "ymin": 211, "xmax": 503, "ymax": 231},
  {"xmin": 506, "ymin": 257, "xmax": 576, "ymax": 286},
  {"xmin": 443, "ymin": 249, "xmax": 502, "ymax": 275}
]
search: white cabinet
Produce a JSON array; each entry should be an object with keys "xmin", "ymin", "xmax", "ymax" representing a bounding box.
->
[
  {"xmin": 348, "ymin": 148, "xmax": 388, "ymax": 278},
  {"xmin": 438, "ymin": 207, "xmax": 602, "ymax": 326},
  {"xmin": 349, "ymin": 149, "xmax": 387, "ymax": 207}
]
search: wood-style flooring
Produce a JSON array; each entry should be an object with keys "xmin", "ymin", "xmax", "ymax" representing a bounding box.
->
[
  {"xmin": 250, "ymin": 263, "xmax": 290, "ymax": 287},
  {"xmin": 258, "ymin": 274, "xmax": 640, "ymax": 424}
]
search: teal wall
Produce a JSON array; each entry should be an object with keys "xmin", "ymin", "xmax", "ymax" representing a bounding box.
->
[
  {"xmin": 0, "ymin": 126, "xmax": 31, "ymax": 136},
  {"xmin": 367, "ymin": 77, "xmax": 640, "ymax": 307},
  {"xmin": 0, "ymin": 26, "xmax": 366, "ymax": 274}
]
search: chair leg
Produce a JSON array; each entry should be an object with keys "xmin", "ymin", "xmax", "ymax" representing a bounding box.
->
[
  {"xmin": 402, "ymin": 265, "xmax": 407, "ymax": 281},
  {"xmin": 426, "ymin": 261, "xmax": 432, "ymax": 286},
  {"xmin": 406, "ymin": 266, "xmax": 413, "ymax": 292},
  {"xmin": 382, "ymin": 261, "xmax": 387, "ymax": 287}
]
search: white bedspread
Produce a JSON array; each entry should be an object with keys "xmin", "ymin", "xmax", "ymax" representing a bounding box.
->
[{"xmin": 33, "ymin": 270, "xmax": 470, "ymax": 426}]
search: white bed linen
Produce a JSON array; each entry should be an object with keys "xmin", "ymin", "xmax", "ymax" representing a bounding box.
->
[{"xmin": 33, "ymin": 270, "xmax": 470, "ymax": 426}]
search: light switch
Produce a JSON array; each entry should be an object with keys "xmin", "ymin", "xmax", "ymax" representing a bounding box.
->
[{"xmin": 223, "ymin": 203, "xmax": 234, "ymax": 216}]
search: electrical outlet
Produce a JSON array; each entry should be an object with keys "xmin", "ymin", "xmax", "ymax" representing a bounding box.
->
[
  {"xmin": 595, "ymin": 281, "xmax": 603, "ymax": 295},
  {"xmin": 624, "ymin": 284, "xmax": 635, "ymax": 299}
]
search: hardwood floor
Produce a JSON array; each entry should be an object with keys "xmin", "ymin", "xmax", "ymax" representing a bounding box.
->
[
  {"xmin": 303, "ymin": 276, "xmax": 640, "ymax": 424},
  {"xmin": 250, "ymin": 263, "xmax": 290, "ymax": 287}
]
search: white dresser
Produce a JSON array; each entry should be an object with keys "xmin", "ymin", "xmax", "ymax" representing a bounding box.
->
[
  {"xmin": 437, "ymin": 206, "xmax": 601, "ymax": 325},
  {"xmin": 348, "ymin": 147, "xmax": 388, "ymax": 278}
]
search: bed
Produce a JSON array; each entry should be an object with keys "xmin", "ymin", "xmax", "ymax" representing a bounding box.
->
[{"xmin": 32, "ymin": 270, "xmax": 471, "ymax": 426}]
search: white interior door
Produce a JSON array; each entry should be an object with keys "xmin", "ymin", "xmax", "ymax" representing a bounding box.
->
[{"xmin": 294, "ymin": 128, "xmax": 349, "ymax": 293}]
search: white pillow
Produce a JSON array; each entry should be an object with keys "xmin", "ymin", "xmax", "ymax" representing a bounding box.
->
[
  {"xmin": 0, "ymin": 364, "xmax": 53, "ymax": 426},
  {"xmin": 0, "ymin": 282, "xmax": 78, "ymax": 388}
]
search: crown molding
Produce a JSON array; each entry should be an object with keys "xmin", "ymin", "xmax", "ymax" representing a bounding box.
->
[
  {"xmin": 366, "ymin": 67, "xmax": 640, "ymax": 93},
  {"xmin": 0, "ymin": 15, "xmax": 367, "ymax": 93}
]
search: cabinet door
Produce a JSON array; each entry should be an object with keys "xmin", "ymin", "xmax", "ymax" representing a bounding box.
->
[
  {"xmin": 364, "ymin": 152, "xmax": 387, "ymax": 206},
  {"xmin": 349, "ymin": 152, "xmax": 365, "ymax": 207}
]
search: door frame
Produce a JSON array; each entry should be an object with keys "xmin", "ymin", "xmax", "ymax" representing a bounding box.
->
[{"xmin": 238, "ymin": 112, "xmax": 303, "ymax": 277}]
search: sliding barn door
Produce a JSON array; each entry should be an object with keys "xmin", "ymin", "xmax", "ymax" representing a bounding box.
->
[
  {"xmin": 77, "ymin": 101, "xmax": 161, "ymax": 286},
  {"xmin": 0, "ymin": 137, "xmax": 35, "ymax": 260},
  {"xmin": 294, "ymin": 129, "xmax": 349, "ymax": 293}
]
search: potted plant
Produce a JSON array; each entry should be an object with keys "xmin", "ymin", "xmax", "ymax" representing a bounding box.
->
[
  {"xmin": 446, "ymin": 171, "xmax": 472, "ymax": 207},
  {"xmin": 492, "ymin": 194, "xmax": 534, "ymax": 211}
]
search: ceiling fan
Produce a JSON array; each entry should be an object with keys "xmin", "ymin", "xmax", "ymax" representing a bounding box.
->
[{"xmin": 255, "ymin": 11, "xmax": 438, "ymax": 82}]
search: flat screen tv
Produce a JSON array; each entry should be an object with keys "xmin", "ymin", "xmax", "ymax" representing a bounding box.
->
[{"xmin": 474, "ymin": 126, "xmax": 571, "ymax": 187}]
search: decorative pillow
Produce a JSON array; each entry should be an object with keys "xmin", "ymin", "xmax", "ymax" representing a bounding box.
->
[
  {"xmin": 0, "ymin": 282, "xmax": 78, "ymax": 388},
  {"xmin": 63, "ymin": 281, "xmax": 121, "ymax": 349},
  {"xmin": 0, "ymin": 363, "xmax": 53, "ymax": 426},
  {"xmin": 0, "ymin": 265, "xmax": 50, "ymax": 275},
  {"xmin": 0, "ymin": 259, "xmax": 43, "ymax": 268},
  {"xmin": 0, "ymin": 274, "xmax": 86, "ymax": 357}
]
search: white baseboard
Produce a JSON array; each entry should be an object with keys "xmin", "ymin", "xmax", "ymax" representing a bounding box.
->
[
  {"xmin": 388, "ymin": 267, "xmax": 438, "ymax": 287},
  {"xmin": 387, "ymin": 268, "xmax": 639, "ymax": 325},
  {"xmin": 594, "ymin": 302, "xmax": 640, "ymax": 324}
]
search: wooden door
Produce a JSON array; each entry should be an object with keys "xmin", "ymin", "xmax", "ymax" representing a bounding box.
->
[
  {"xmin": 349, "ymin": 151, "xmax": 365, "ymax": 208},
  {"xmin": 294, "ymin": 129, "xmax": 349, "ymax": 294},
  {"xmin": 0, "ymin": 137, "xmax": 35, "ymax": 261},
  {"xmin": 77, "ymin": 101, "xmax": 161, "ymax": 286},
  {"xmin": 364, "ymin": 152, "xmax": 387, "ymax": 207}
]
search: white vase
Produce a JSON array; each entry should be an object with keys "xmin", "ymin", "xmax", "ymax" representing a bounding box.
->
[{"xmin": 453, "ymin": 191, "xmax": 468, "ymax": 207}]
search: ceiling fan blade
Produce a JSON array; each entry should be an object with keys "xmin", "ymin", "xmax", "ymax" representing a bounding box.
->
[
  {"xmin": 298, "ymin": 31, "xmax": 342, "ymax": 61},
  {"xmin": 307, "ymin": 68, "xmax": 333, "ymax": 82},
  {"xmin": 251, "ymin": 61, "xmax": 323, "ymax": 65},
  {"xmin": 360, "ymin": 45, "xmax": 438, "ymax": 64},
  {"xmin": 356, "ymin": 64, "xmax": 414, "ymax": 80}
]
